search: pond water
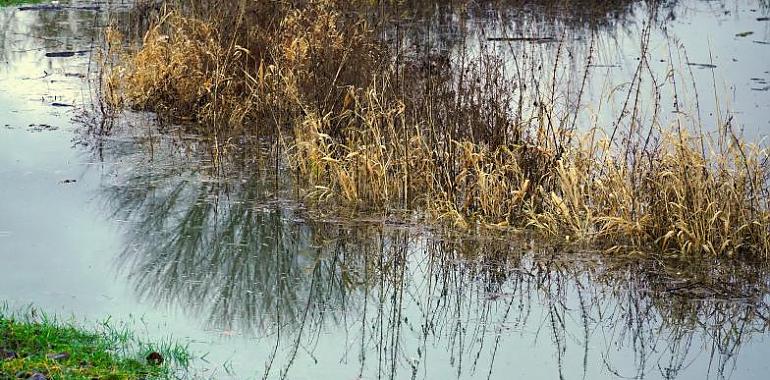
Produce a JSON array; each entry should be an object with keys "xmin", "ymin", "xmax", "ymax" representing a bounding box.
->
[
  {"xmin": 387, "ymin": 0, "xmax": 770, "ymax": 142},
  {"xmin": 1, "ymin": 1, "xmax": 769, "ymax": 379}
]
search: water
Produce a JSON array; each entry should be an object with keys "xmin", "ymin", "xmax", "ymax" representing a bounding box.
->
[
  {"xmin": 1, "ymin": 1, "xmax": 769, "ymax": 379},
  {"xmin": 391, "ymin": 0, "xmax": 770, "ymax": 141}
]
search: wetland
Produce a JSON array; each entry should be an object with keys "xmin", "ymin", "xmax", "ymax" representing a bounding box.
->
[{"xmin": 1, "ymin": 0, "xmax": 770, "ymax": 379}]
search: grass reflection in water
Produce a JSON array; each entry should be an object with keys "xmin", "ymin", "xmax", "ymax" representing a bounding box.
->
[{"xmin": 97, "ymin": 146, "xmax": 769, "ymax": 379}]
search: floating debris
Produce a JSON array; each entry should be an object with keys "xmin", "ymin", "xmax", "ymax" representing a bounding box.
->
[
  {"xmin": 487, "ymin": 36, "xmax": 556, "ymax": 43},
  {"xmin": 686, "ymin": 62, "xmax": 717, "ymax": 69},
  {"xmin": 27, "ymin": 124, "xmax": 58, "ymax": 132},
  {"xmin": 45, "ymin": 50, "xmax": 90, "ymax": 58},
  {"xmin": 18, "ymin": 5, "xmax": 100, "ymax": 12}
]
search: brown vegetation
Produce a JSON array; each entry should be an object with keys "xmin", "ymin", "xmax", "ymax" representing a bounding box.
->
[{"xmin": 100, "ymin": 0, "xmax": 770, "ymax": 257}]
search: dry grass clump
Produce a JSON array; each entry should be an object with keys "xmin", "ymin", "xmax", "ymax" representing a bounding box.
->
[
  {"xmin": 292, "ymin": 84, "xmax": 770, "ymax": 256},
  {"xmin": 102, "ymin": 0, "xmax": 770, "ymax": 258},
  {"xmin": 526, "ymin": 129, "xmax": 770, "ymax": 256},
  {"xmin": 607, "ymin": 132, "xmax": 769, "ymax": 256},
  {"xmin": 276, "ymin": 1, "xmax": 382, "ymax": 118},
  {"xmin": 290, "ymin": 72, "xmax": 556, "ymax": 226},
  {"xmin": 103, "ymin": 12, "xmax": 263, "ymax": 132},
  {"xmin": 105, "ymin": 15, "xmax": 231, "ymax": 123},
  {"xmin": 103, "ymin": 0, "xmax": 382, "ymax": 136}
]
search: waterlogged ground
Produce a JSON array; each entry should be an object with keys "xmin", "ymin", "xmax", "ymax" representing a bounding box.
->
[{"xmin": 1, "ymin": 1, "xmax": 770, "ymax": 379}]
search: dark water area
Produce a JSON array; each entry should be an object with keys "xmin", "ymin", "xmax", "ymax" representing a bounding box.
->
[{"xmin": 1, "ymin": 1, "xmax": 769, "ymax": 379}]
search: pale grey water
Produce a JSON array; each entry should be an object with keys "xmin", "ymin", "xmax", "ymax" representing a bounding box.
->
[
  {"xmin": 438, "ymin": 0, "xmax": 770, "ymax": 141},
  {"xmin": 1, "ymin": 1, "xmax": 769, "ymax": 379}
]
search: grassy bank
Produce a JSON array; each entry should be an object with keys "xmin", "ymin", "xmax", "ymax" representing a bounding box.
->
[
  {"xmin": 100, "ymin": 0, "xmax": 770, "ymax": 257},
  {"xmin": 0, "ymin": 0, "xmax": 41, "ymax": 6},
  {"xmin": 0, "ymin": 309, "xmax": 189, "ymax": 380}
]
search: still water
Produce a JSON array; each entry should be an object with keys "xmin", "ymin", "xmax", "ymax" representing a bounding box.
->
[{"xmin": 1, "ymin": 1, "xmax": 769, "ymax": 379}]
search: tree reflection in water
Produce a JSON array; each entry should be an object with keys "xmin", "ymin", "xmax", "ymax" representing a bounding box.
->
[{"xmin": 99, "ymin": 146, "xmax": 769, "ymax": 380}]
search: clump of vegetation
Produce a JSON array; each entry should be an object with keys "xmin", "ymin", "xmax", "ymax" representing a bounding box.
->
[
  {"xmin": 293, "ymin": 101, "xmax": 769, "ymax": 257},
  {"xmin": 0, "ymin": 0, "xmax": 41, "ymax": 7},
  {"xmin": 0, "ymin": 309, "xmax": 189, "ymax": 380},
  {"xmin": 103, "ymin": 0, "xmax": 382, "ymax": 135},
  {"xmin": 101, "ymin": 0, "xmax": 770, "ymax": 258}
]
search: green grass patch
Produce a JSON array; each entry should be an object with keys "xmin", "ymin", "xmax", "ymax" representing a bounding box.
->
[
  {"xmin": 0, "ymin": 0, "xmax": 43, "ymax": 7},
  {"xmin": 0, "ymin": 308, "xmax": 190, "ymax": 380}
]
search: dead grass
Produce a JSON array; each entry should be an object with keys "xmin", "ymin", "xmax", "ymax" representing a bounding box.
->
[{"xmin": 100, "ymin": 0, "xmax": 770, "ymax": 258}]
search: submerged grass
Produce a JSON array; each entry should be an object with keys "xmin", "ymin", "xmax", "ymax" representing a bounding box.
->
[
  {"xmin": 101, "ymin": 0, "xmax": 770, "ymax": 258},
  {"xmin": 0, "ymin": 308, "xmax": 189, "ymax": 380}
]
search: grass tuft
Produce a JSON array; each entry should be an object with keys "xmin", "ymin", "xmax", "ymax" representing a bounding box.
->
[{"xmin": 0, "ymin": 308, "xmax": 189, "ymax": 380}]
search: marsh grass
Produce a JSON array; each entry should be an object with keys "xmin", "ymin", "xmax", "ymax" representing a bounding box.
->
[
  {"xmin": 101, "ymin": 0, "xmax": 770, "ymax": 257},
  {"xmin": 0, "ymin": 307, "xmax": 190, "ymax": 379}
]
